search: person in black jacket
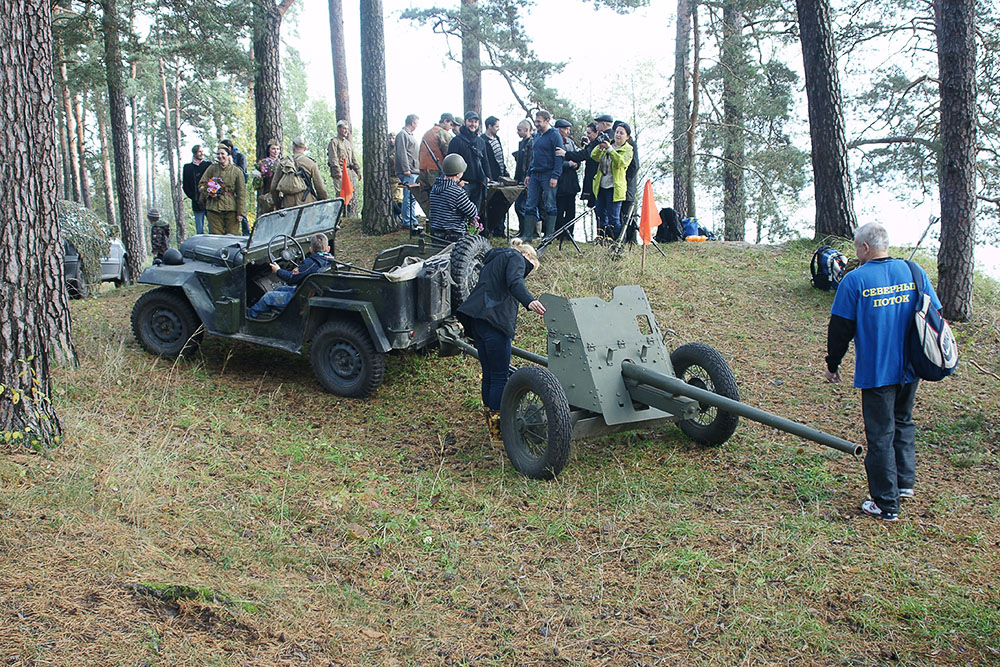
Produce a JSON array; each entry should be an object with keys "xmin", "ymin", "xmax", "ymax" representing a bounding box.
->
[
  {"xmin": 447, "ymin": 111, "xmax": 491, "ymax": 216},
  {"xmin": 182, "ymin": 145, "xmax": 211, "ymax": 234},
  {"xmin": 512, "ymin": 119, "xmax": 535, "ymax": 238},
  {"xmin": 553, "ymin": 119, "xmax": 580, "ymax": 242},
  {"xmin": 558, "ymin": 121, "xmax": 600, "ymax": 208},
  {"xmin": 457, "ymin": 238, "xmax": 546, "ymax": 438}
]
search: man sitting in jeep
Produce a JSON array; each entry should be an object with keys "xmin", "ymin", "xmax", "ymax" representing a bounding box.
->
[{"xmin": 248, "ymin": 233, "xmax": 333, "ymax": 319}]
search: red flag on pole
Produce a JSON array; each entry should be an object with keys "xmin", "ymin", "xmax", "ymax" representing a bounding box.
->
[
  {"xmin": 639, "ymin": 179, "xmax": 660, "ymax": 245},
  {"xmin": 340, "ymin": 158, "xmax": 354, "ymax": 205}
]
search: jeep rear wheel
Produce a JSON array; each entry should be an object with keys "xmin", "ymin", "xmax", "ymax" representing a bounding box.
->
[
  {"xmin": 131, "ymin": 287, "xmax": 203, "ymax": 358},
  {"xmin": 310, "ymin": 320, "xmax": 385, "ymax": 398}
]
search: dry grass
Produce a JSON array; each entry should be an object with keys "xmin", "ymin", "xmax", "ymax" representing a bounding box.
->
[{"xmin": 2, "ymin": 225, "xmax": 999, "ymax": 665}]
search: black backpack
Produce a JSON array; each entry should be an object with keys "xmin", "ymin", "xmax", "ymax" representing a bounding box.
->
[
  {"xmin": 655, "ymin": 207, "xmax": 683, "ymax": 243},
  {"xmin": 810, "ymin": 245, "xmax": 847, "ymax": 291}
]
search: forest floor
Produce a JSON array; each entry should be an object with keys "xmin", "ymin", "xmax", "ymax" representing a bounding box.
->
[{"xmin": 2, "ymin": 223, "xmax": 999, "ymax": 665}]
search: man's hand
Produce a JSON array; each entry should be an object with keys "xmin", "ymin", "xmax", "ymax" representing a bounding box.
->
[
  {"xmin": 528, "ymin": 300, "xmax": 545, "ymax": 315},
  {"xmin": 824, "ymin": 369, "xmax": 841, "ymax": 383},
  {"xmin": 549, "ymin": 178, "xmax": 558, "ymax": 189},
  {"xmin": 554, "ymin": 147, "xmax": 566, "ymax": 157},
  {"xmin": 524, "ymin": 175, "xmax": 530, "ymax": 187},
  {"xmin": 269, "ymin": 262, "xmax": 279, "ymax": 273},
  {"xmin": 567, "ymin": 161, "xmax": 578, "ymax": 169}
]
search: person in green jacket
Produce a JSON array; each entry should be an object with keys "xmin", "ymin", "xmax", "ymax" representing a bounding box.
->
[
  {"xmin": 590, "ymin": 122, "xmax": 633, "ymax": 240},
  {"xmin": 198, "ymin": 144, "xmax": 247, "ymax": 235}
]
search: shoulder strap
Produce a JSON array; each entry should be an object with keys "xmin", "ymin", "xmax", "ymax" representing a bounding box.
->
[{"xmin": 904, "ymin": 259, "xmax": 925, "ymax": 296}]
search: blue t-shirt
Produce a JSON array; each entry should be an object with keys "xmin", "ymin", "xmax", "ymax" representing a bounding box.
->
[{"xmin": 830, "ymin": 257, "xmax": 941, "ymax": 389}]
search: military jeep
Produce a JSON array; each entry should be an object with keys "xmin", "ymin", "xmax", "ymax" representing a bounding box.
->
[{"xmin": 130, "ymin": 198, "xmax": 490, "ymax": 397}]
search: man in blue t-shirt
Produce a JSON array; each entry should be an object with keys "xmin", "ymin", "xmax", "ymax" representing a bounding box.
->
[{"xmin": 824, "ymin": 223, "xmax": 942, "ymax": 522}]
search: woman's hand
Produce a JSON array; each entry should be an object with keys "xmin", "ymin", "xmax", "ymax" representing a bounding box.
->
[
  {"xmin": 554, "ymin": 147, "xmax": 566, "ymax": 157},
  {"xmin": 599, "ymin": 140, "xmax": 611, "ymax": 150},
  {"xmin": 528, "ymin": 300, "xmax": 545, "ymax": 315}
]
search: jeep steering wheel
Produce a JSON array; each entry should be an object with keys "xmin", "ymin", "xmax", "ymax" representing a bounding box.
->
[{"xmin": 267, "ymin": 234, "xmax": 306, "ymax": 266}]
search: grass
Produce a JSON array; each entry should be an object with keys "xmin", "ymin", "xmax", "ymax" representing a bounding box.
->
[{"xmin": 2, "ymin": 226, "xmax": 1000, "ymax": 664}]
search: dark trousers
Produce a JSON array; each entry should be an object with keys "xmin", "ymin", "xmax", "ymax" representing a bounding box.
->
[
  {"xmin": 555, "ymin": 195, "xmax": 576, "ymax": 240},
  {"xmin": 469, "ymin": 319, "xmax": 512, "ymax": 411},
  {"xmin": 861, "ymin": 381, "xmax": 918, "ymax": 514},
  {"xmin": 595, "ymin": 188, "xmax": 622, "ymax": 238}
]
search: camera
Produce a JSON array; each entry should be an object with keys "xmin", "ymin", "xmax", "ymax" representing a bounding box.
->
[{"xmin": 596, "ymin": 131, "xmax": 612, "ymax": 144}]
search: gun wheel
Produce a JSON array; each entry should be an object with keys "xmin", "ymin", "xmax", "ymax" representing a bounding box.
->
[
  {"xmin": 670, "ymin": 342, "xmax": 740, "ymax": 446},
  {"xmin": 499, "ymin": 366, "xmax": 572, "ymax": 480}
]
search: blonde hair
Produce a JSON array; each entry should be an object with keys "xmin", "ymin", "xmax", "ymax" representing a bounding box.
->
[{"xmin": 510, "ymin": 237, "xmax": 539, "ymax": 268}]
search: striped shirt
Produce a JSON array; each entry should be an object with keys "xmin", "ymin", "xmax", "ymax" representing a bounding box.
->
[
  {"xmin": 429, "ymin": 176, "xmax": 478, "ymax": 235},
  {"xmin": 486, "ymin": 135, "xmax": 504, "ymax": 176}
]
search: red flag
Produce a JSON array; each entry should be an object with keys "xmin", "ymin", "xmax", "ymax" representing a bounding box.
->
[
  {"xmin": 340, "ymin": 158, "xmax": 354, "ymax": 205},
  {"xmin": 639, "ymin": 180, "xmax": 660, "ymax": 244}
]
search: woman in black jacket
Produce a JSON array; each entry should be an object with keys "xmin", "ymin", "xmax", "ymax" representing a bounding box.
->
[{"xmin": 457, "ymin": 238, "xmax": 546, "ymax": 438}]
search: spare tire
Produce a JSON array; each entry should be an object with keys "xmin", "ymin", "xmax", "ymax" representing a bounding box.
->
[{"xmin": 450, "ymin": 234, "xmax": 491, "ymax": 309}]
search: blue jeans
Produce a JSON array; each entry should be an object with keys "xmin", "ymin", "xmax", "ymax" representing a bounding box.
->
[
  {"xmin": 194, "ymin": 210, "xmax": 207, "ymax": 235},
  {"xmin": 522, "ymin": 173, "xmax": 556, "ymax": 240},
  {"xmin": 398, "ymin": 173, "xmax": 418, "ymax": 228},
  {"xmin": 595, "ymin": 187, "xmax": 622, "ymax": 239},
  {"xmin": 248, "ymin": 285, "xmax": 295, "ymax": 319},
  {"xmin": 861, "ymin": 381, "xmax": 918, "ymax": 514},
  {"xmin": 470, "ymin": 319, "xmax": 512, "ymax": 411}
]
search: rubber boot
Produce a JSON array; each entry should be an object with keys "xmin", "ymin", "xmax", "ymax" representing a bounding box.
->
[
  {"xmin": 542, "ymin": 215, "xmax": 556, "ymax": 240},
  {"xmin": 487, "ymin": 410, "xmax": 503, "ymax": 441},
  {"xmin": 521, "ymin": 213, "xmax": 538, "ymax": 242}
]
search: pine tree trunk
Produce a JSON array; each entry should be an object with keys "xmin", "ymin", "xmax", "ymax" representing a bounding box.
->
[
  {"xmin": 129, "ymin": 62, "xmax": 144, "ymax": 239},
  {"xmin": 57, "ymin": 101, "xmax": 70, "ymax": 200},
  {"xmin": 460, "ymin": 0, "xmax": 481, "ymax": 116},
  {"xmin": 97, "ymin": 99, "xmax": 117, "ymax": 231},
  {"xmin": 934, "ymin": 0, "xmax": 976, "ymax": 322},
  {"xmin": 102, "ymin": 0, "xmax": 143, "ymax": 283},
  {"xmin": 59, "ymin": 61, "xmax": 82, "ymax": 203},
  {"xmin": 721, "ymin": 0, "xmax": 746, "ymax": 241},
  {"xmin": 74, "ymin": 92, "xmax": 93, "ymax": 210},
  {"xmin": 360, "ymin": 0, "xmax": 394, "ymax": 235},
  {"xmin": 1, "ymin": 0, "xmax": 76, "ymax": 449},
  {"xmin": 174, "ymin": 72, "xmax": 184, "ymax": 203},
  {"xmin": 328, "ymin": 0, "xmax": 351, "ymax": 123},
  {"xmin": 158, "ymin": 58, "xmax": 184, "ymax": 243},
  {"xmin": 796, "ymin": 0, "xmax": 857, "ymax": 240},
  {"xmin": 147, "ymin": 135, "xmax": 155, "ymax": 208},
  {"xmin": 686, "ymin": 2, "xmax": 700, "ymax": 218},
  {"xmin": 254, "ymin": 0, "xmax": 293, "ymax": 161},
  {"xmin": 672, "ymin": 0, "xmax": 691, "ymax": 219}
]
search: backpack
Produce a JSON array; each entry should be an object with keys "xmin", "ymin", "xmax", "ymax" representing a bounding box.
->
[
  {"xmin": 810, "ymin": 245, "xmax": 847, "ymax": 291},
  {"xmin": 655, "ymin": 207, "xmax": 683, "ymax": 243},
  {"xmin": 904, "ymin": 260, "xmax": 958, "ymax": 381},
  {"xmin": 276, "ymin": 156, "xmax": 308, "ymax": 197}
]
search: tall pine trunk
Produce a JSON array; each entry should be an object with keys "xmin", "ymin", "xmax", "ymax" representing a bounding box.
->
[
  {"xmin": 460, "ymin": 0, "xmax": 481, "ymax": 115},
  {"xmin": 328, "ymin": 0, "xmax": 351, "ymax": 123},
  {"xmin": 360, "ymin": 0, "xmax": 394, "ymax": 234},
  {"xmin": 1, "ymin": 0, "xmax": 76, "ymax": 448},
  {"xmin": 129, "ymin": 62, "xmax": 143, "ymax": 239},
  {"xmin": 102, "ymin": 0, "xmax": 143, "ymax": 282},
  {"xmin": 672, "ymin": 0, "xmax": 691, "ymax": 218},
  {"xmin": 721, "ymin": 0, "xmax": 746, "ymax": 241},
  {"xmin": 74, "ymin": 92, "xmax": 92, "ymax": 210},
  {"xmin": 59, "ymin": 60, "xmax": 82, "ymax": 203},
  {"xmin": 253, "ymin": 0, "xmax": 294, "ymax": 161},
  {"xmin": 796, "ymin": 0, "xmax": 857, "ymax": 240},
  {"xmin": 97, "ymin": 99, "xmax": 117, "ymax": 231},
  {"xmin": 934, "ymin": 0, "xmax": 976, "ymax": 322},
  {"xmin": 57, "ymin": 99, "xmax": 71, "ymax": 200},
  {"xmin": 686, "ymin": 2, "xmax": 700, "ymax": 218},
  {"xmin": 158, "ymin": 58, "xmax": 184, "ymax": 242}
]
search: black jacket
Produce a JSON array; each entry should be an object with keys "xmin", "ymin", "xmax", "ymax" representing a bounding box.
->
[
  {"xmin": 513, "ymin": 136, "xmax": 533, "ymax": 184},
  {"xmin": 624, "ymin": 139, "xmax": 639, "ymax": 202},
  {"xmin": 483, "ymin": 134, "xmax": 508, "ymax": 181},
  {"xmin": 447, "ymin": 126, "xmax": 490, "ymax": 187},
  {"xmin": 182, "ymin": 160, "xmax": 211, "ymax": 212},
  {"xmin": 557, "ymin": 137, "xmax": 581, "ymax": 197},
  {"xmin": 457, "ymin": 247, "xmax": 535, "ymax": 339},
  {"xmin": 564, "ymin": 137, "xmax": 601, "ymax": 199}
]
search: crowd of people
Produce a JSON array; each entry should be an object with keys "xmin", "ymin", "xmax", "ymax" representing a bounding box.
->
[{"xmin": 180, "ymin": 108, "xmax": 640, "ymax": 245}]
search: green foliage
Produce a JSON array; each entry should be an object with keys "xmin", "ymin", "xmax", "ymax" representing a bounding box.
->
[
  {"xmin": 58, "ymin": 200, "xmax": 113, "ymax": 289},
  {"xmin": 280, "ymin": 47, "xmax": 309, "ymax": 147}
]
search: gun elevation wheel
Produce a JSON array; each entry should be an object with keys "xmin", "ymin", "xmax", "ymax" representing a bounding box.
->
[
  {"xmin": 310, "ymin": 320, "xmax": 385, "ymax": 398},
  {"xmin": 670, "ymin": 342, "xmax": 740, "ymax": 446},
  {"xmin": 499, "ymin": 366, "xmax": 572, "ymax": 480}
]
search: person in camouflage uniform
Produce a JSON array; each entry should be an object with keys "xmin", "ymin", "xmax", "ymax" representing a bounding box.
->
[{"xmin": 148, "ymin": 208, "xmax": 169, "ymax": 259}]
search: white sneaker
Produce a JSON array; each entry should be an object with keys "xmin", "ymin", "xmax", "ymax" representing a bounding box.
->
[
  {"xmin": 861, "ymin": 499, "xmax": 899, "ymax": 521},
  {"xmin": 899, "ymin": 488, "xmax": 914, "ymax": 499}
]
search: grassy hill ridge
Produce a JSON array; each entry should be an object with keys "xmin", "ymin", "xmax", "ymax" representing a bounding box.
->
[{"xmin": 2, "ymin": 229, "xmax": 998, "ymax": 665}]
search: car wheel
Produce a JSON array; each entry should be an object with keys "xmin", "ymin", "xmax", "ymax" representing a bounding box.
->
[
  {"xmin": 499, "ymin": 366, "xmax": 573, "ymax": 480},
  {"xmin": 131, "ymin": 287, "xmax": 203, "ymax": 358},
  {"xmin": 115, "ymin": 260, "xmax": 132, "ymax": 288},
  {"xmin": 449, "ymin": 234, "xmax": 492, "ymax": 309},
  {"xmin": 68, "ymin": 276, "xmax": 88, "ymax": 300},
  {"xmin": 310, "ymin": 320, "xmax": 385, "ymax": 398},
  {"xmin": 669, "ymin": 342, "xmax": 740, "ymax": 446}
]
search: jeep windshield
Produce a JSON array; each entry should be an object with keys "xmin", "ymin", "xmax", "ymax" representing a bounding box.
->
[{"xmin": 248, "ymin": 199, "xmax": 344, "ymax": 250}]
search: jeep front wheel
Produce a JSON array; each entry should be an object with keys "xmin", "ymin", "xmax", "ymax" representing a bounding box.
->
[
  {"xmin": 310, "ymin": 320, "xmax": 385, "ymax": 398},
  {"xmin": 131, "ymin": 287, "xmax": 203, "ymax": 358}
]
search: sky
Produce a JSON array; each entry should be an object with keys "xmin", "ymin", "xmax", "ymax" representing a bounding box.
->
[{"xmin": 281, "ymin": 0, "xmax": 999, "ymax": 279}]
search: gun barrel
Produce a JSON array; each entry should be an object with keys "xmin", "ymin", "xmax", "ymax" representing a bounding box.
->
[{"xmin": 620, "ymin": 361, "xmax": 862, "ymax": 456}]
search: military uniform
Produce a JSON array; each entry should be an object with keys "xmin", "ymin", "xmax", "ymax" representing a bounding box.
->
[
  {"xmin": 326, "ymin": 136, "xmax": 361, "ymax": 196},
  {"xmin": 198, "ymin": 162, "xmax": 247, "ymax": 235},
  {"xmin": 271, "ymin": 153, "xmax": 329, "ymax": 211}
]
